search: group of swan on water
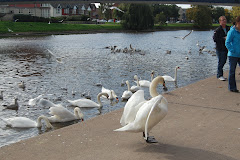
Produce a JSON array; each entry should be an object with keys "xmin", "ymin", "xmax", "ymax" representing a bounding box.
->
[
  {"xmin": 1, "ymin": 66, "xmax": 180, "ymax": 143},
  {"xmin": 105, "ymin": 44, "xmax": 142, "ymax": 53}
]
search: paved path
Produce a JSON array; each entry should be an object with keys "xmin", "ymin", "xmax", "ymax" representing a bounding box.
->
[{"xmin": 1, "ymin": 68, "xmax": 240, "ymax": 160}]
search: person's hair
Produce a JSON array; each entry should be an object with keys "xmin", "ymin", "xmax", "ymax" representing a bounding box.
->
[
  {"xmin": 219, "ymin": 16, "xmax": 226, "ymax": 21},
  {"xmin": 235, "ymin": 16, "xmax": 240, "ymax": 23}
]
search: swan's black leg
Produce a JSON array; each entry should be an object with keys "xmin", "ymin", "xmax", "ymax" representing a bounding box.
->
[
  {"xmin": 146, "ymin": 136, "xmax": 158, "ymax": 143},
  {"xmin": 143, "ymin": 132, "xmax": 158, "ymax": 143}
]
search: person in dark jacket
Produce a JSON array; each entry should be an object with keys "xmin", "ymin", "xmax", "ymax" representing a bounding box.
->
[{"xmin": 213, "ymin": 16, "xmax": 230, "ymax": 81}]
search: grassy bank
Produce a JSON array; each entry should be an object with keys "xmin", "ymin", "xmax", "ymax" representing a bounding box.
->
[
  {"xmin": 0, "ymin": 21, "xmax": 230, "ymax": 35},
  {"xmin": 0, "ymin": 21, "xmax": 122, "ymax": 34}
]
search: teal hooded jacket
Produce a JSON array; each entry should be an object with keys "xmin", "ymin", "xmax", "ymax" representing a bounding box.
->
[{"xmin": 225, "ymin": 26, "xmax": 240, "ymax": 58}]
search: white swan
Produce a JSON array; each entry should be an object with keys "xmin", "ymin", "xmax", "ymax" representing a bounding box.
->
[
  {"xmin": 48, "ymin": 106, "xmax": 84, "ymax": 123},
  {"xmin": 115, "ymin": 76, "xmax": 168, "ymax": 143},
  {"xmin": 28, "ymin": 95, "xmax": 43, "ymax": 106},
  {"xmin": 101, "ymin": 87, "xmax": 118, "ymax": 100},
  {"xmin": 121, "ymin": 80, "xmax": 133, "ymax": 100},
  {"xmin": 162, "ymin": 66, "xmax": 180, "ymax": 85},
  {"xmin": 67, "ymin": 92, "xmax": 109, "ymax": 109},
  {"xmin": 38, "ymin": 98, "xmax": 61, "ymax": 108},
  {"xmin": 130, "ymin": 75, "xmax": 141, "ymax": 92},
  {"xmin": 120, "ymin": 90, "xmax": 146, "ymax": 126},
  {"xmin": 3, "ymin": 115, "xmax": 53, "ymax": 128},
  {"xmin": 134, "ymin": 71, "xmax": 154, "ymax": 88},
  {"xmin": 120, "ymin": 76, "xmax": 166, "ymax": 126}
]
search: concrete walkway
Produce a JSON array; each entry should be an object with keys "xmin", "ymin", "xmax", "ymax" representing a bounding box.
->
[{"xmin": 1, "ymin": 68, "xmax": 240, "ymax": 160}]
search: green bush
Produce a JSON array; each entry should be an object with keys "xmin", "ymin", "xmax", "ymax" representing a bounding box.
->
[
  {"xmin": 13, "ymin": 14, "xmax": 49, "ymax": 22},
  {"xmin": 50, "ymin": 16, "xmax": 67, "ymax": 23},
  {"xmin": 66, "ymin": 15, "xmax": 89, "ymax": 21}
]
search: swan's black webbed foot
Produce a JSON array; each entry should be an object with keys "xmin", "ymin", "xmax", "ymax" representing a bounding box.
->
[{"xmin": 146, "ymin": 136, "xmax": 158, "ymax": 143}]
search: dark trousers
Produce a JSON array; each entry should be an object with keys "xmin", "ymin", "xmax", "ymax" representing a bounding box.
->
[
  {"xmin": 216, "ymin": 50, "xmax": 227, "ymax": 78},
  {"xmin": 228, "ymin": 56, "xmax": 240, "ymax": 91}
]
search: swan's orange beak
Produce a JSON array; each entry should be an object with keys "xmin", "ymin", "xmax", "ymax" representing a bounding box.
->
[{"xmin": 116, "ymin": 97, "xmax": 119, "ymax": 102}]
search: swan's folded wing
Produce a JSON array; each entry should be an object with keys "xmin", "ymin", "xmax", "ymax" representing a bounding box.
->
[
  {"xmin": 49, "ymin": 106, "xmax": 74, "ymax": 119},
  {"xmin": 120, "ymin": 90, "xmax": 145, "ymax": 126},
  {"xmin": 144, "ymin": 96, "xmax": 163, "ymax": 139},
  {"xmin": 162, "ymin": 75, "xmax": 174, "ymax": 81}
]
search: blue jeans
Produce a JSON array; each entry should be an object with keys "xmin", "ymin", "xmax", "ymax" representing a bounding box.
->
[
  {"xmin": 216, "ymin": 50, "xmax": 227, "ymax": 78},
  {"xmin": 228, "ymin": 56, "xmax": 240, "ymax": 91}
]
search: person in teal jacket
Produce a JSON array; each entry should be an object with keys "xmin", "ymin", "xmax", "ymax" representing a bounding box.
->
[{"xmin": 225, "ymin": 16, "xmax": 240, "ymax": 92}]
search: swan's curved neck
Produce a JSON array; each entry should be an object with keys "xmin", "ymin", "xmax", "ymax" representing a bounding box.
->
[
  {"xmin": 37, "ymin": 116, "xmax": 53, "ymax": 128},
  {"xmin": 135, "ymin": 76, "xmax": 140, "ymax": 86},
  {"xmin": 174, "ymin": 67, "xmax": 178, "ymax": 81},
  {"xmin": 74, "ymin": 108, "xmax": 84, "ymax": 120},
  {"xmin": 97, "ymin": 92, "xmax": 108, "ymax": 107},
  {"xmin": 151, "ymin": 72, "xmax": 154, "ymax": 81},
  {"xmin": 150, "ymin": 76, "xmax": 165, "ymax": 97},
  {"xmin": 126, "ymin": 81, "xmax": 130, "ymax": 91},
  {"xmin": 15, "ymin": 99, "xmax": 18, "ymax": 105}
]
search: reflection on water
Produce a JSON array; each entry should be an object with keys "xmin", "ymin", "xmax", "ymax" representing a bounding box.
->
[{"xmin": 0, "ymin": 30, "xmax": 225, "ymax": 147}]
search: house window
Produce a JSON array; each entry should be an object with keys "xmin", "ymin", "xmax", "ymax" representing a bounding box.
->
[
  {"xmin": 41, "ymin": 9, "xmax": 50, "ymax": 18},
  {"xmin": 19, "ymin": 8, "xmax": 23, "ymax": 14},
  {"xmin": 29, "ymin": 9, "xmax": 33, "ymax": 15},
  {"xmin": 56, "ymin": 8, "xmax": 61, "ymax": 14},
  {"xmin": 41, "ymin": 4, "xmax": 50, "ymax": 7},
  {"xmin": 0, "ymin": 8, "xmax": 5, "ymax": 13},
  {"xmin": 64, "ymin": 8, "xmax": 69, "ymax": 14}
]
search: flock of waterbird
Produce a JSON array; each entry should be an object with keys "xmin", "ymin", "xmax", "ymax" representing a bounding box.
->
[
  {"xmin": 1, "ymin": 29, "xmax": 217, "ymax": 143},
  {"xmin": 0, "ymin": 65, "xmax": 181, "ymax": 143}
]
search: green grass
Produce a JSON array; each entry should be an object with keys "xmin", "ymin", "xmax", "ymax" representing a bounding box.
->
[
  {"xmin": 0, "ymin": 21, "xmax": 233, "ymax": 34},
  {"xmin": 0, "ymin": 21, "xmax": 123, "ymax": 34}
]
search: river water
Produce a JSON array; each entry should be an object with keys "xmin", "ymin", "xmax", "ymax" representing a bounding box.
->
[{"xmin": 0, "ymin": 30, "xmax": 226, "ymax": 147}]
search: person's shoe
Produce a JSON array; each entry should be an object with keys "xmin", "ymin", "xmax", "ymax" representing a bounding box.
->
[
  {"xmin": 230, "ymin": 89, "xmax": 239, "ymax": 93},
  {"xmin": 218, "ymin": 76, "xmax": 226, "ymax": 81}
]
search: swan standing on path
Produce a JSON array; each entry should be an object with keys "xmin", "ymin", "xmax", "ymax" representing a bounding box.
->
[
  {"xmin": 115, "ymin": 76, "xmax": 168, "ymax": 143},
  {"xmin": 121, "ymin": 80, "xmax": 133, "ymax": 100},
  {"xmin": 47, "ymin": 106, "xmax": 84, "ymax": 123},
  {"xmin": 120, "ymin": 76, "xmax": 167, "ymax": 127},
  {"xmin": 67, "ymin": 92, "xmax": 109, "ymax": 110},
  {"xmin": 3, "ymin": 115, "xmax": 53, "ymax": 128},
  {"xmin": 162, "ymin": 66, "xmax": 180, "ymax": 86}
]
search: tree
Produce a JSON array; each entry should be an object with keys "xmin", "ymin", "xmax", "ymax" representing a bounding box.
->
[
  {"xmin": 122, "ymin": 4, "xmax": 154, "ymax": 30},
  {"xmin": 231, "ymin": 6, "xmax": 240, "ymax": 22},
  {"xmin": 155, "ymin": 12, "xmax": 166, "ymax": 25},
  {"xmin": 224, "ymin": 9, "xmax": 232, "ymax": 23},
  {"xmin": 99, "ymin": 3, "xmax": 113, "ymax": 20},
  {"xmin": 212, "ymin": 7, "xmax": 225, "ymax": 23},
  {"xmin": 112, "ymin": 3, "xmax": 128, "ymax": 20},
  {"xmin": 186, "ymin": 5, "xmax": 212, "ymax": 29},
  {"xmin": 152, "ymin": 4, "xmax": 179, "ymax": 22}
]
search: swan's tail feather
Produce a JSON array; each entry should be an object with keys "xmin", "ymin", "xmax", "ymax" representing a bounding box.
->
[{"xmin": 114, "ymin": 123, "xmax": 137, "ymax": 132}]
